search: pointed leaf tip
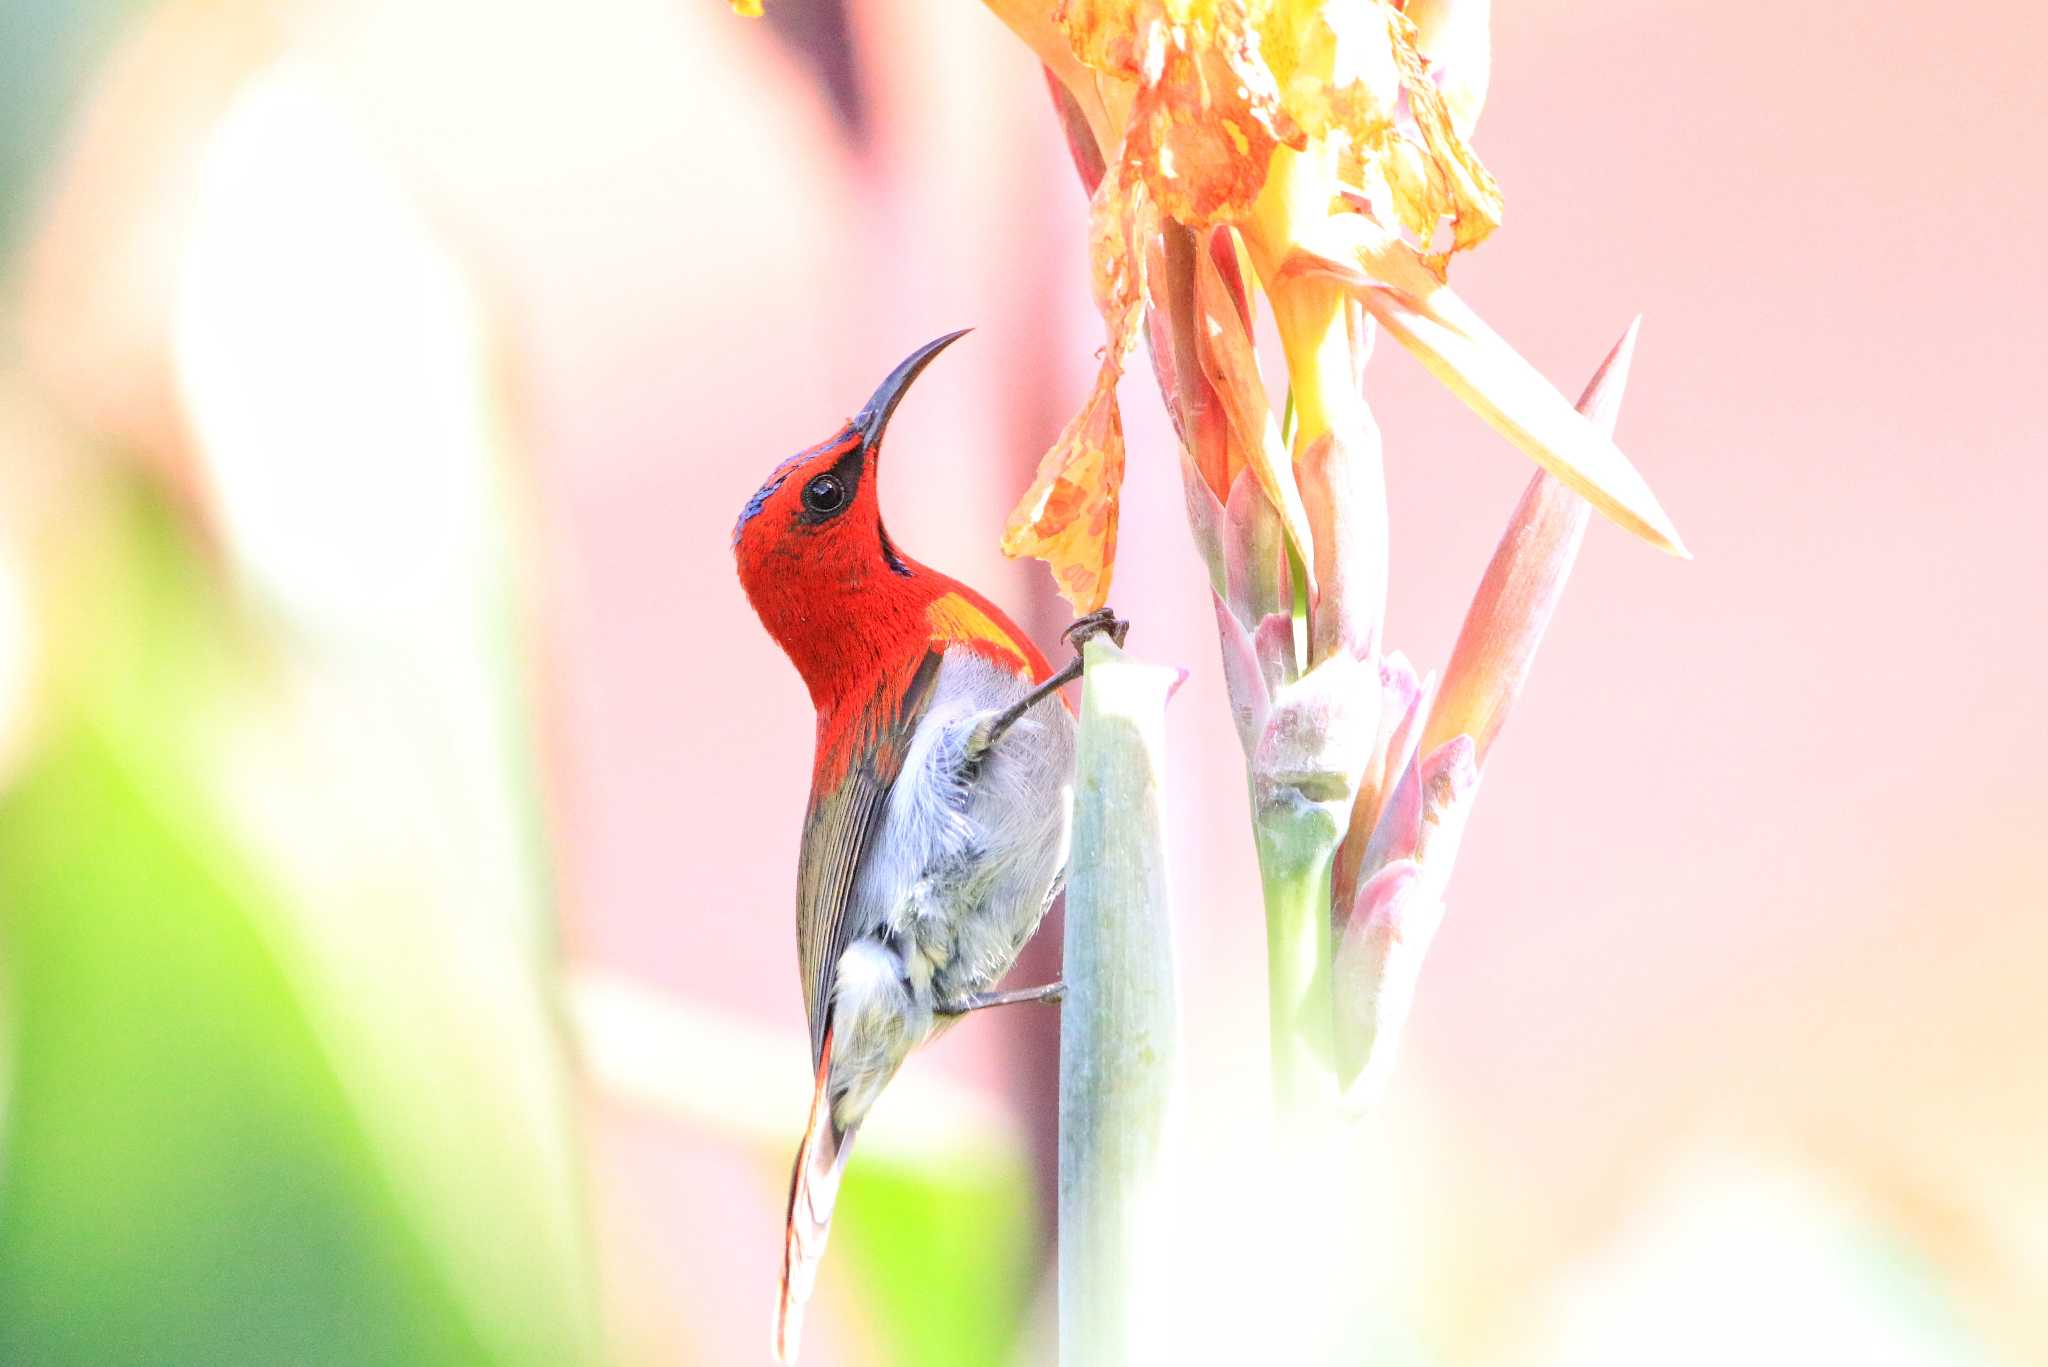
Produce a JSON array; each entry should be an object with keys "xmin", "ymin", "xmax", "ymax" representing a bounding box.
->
[
  {"xmin": 1577, "ymin": 316, "xmax": 1641, "ymax": 438},
  {"xmin": 1277, "ymin": 226, "xmax": 1688, "ymax": 557},
  {"xmin": 1425, "ymin": 321, "xmax": 1661, "ymax": 764}
]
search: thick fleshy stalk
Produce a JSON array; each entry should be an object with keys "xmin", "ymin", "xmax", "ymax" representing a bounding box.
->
[{"xmin": 1059, "ymin": 638, "xmax": 1183, "ymax": 1363}]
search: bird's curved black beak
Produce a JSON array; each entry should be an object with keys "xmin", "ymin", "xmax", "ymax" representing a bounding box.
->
[{"xmin": 856, "ymin": 329, "xmax": 970, "ymax": 448}]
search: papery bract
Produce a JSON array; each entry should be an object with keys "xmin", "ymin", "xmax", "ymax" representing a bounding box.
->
[
  {"xmin": 1211, "ymin": 589, "xmax": 1271, "ymax": 755},
  {"xmin": 1297, "ymin": 428, "xmax": 1386, "ymax": 667},
  {"xmin": 1332, "ymin": 733, "xmax": 1477, "ymax": 1103},
  {"xmin": 1329, "ymin": 652, "xmax": 1427, "ymax": 918},
  {"xmin": 1222, "ymin": 467, "xmax": 1286, "ymax": 629}
]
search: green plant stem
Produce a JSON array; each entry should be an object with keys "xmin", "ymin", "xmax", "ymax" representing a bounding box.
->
[{"xmin": 1256, "ymin": 824, "xmax": 1337, "ymax": 1116}]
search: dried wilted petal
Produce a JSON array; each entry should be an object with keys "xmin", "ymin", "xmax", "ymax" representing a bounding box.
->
[
  {"xmin": 1425, "ymin": 319, "xmax": 1639, "ymax": 763},
  {"xmin": 1057, "ymin": 0, "xmax": 1147, "ymax": 77},
  {"xmin": 1090, "ymin": 166, "xmax": 1152, "ymax": 359},
  {"xmin": 1243, "ymin": 1, "xmax": 1498, "ymax": 276},
  {"xmin": 1001, "ymin": 361, "xmax": 1125, "ymax": 612},
  {"xmin": 1272, "ymin": 0, "xmax": 1399, "ymax": 148},
  {"xmin": 1005, "ymin": 167, "xmax": 1154, "ymax": 609},
  {"xmin": 1379, "ymin": 1, "xmax": 1500, "ymax": 273},
  {"xmin": 1067, "ymin": 0, "xmax": 1306, "ymax": 226},
  {"xmin": 1279, "ymin": 217, "xmax": 1685, "ymax": 555}
]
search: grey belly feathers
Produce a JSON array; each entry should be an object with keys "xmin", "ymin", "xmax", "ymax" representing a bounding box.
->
[{"xmin": 826, "ymin": 649, "xmax": 1075, "ymax": 1131}]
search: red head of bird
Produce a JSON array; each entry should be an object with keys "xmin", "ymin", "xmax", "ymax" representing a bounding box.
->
[{"xmin": 733, "ymin": 330, "xmax": 1053, "ymax": 719}]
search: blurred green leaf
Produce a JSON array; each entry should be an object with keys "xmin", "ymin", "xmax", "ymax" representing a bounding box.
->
[
  {"xmin": 833, "ymin": 1149, "xmax": 1039, "ymax": 1367},
  {"xmin": 0, "ymin": 722, "xmax": 491, "ymax": 1366},
  {"xmin": 0, "ymin": 479, "xmax": 578, "ymax": 1366}
]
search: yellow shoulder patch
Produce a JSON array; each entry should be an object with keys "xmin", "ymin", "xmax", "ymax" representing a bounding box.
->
[{"xmin": 927, "ymin": 592, "xmax": 1025, "ymax": 664}]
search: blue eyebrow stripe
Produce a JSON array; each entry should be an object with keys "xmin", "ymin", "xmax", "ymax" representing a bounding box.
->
[
  {"xmin": 733, "ymin": 468, "xmax": 793, "ymax": 546},
  {"xmin": 732, "ymin": 425, "xmax": 861, "ymax": 547}
]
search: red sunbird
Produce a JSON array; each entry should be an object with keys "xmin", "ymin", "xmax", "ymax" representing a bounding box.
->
[{"xmin": 733, "ymin": 331, "xmax": 1123, "ymax": 1362}]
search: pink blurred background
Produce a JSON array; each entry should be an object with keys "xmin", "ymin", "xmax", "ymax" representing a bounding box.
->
[{"xmin": 7, "ymin": 0, "xmax": 2044, "ymax": 1361}]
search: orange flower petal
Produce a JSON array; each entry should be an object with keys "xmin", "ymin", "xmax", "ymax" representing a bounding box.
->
[{"xmin": 1062, "ymin": 0, "xmax": 1304, "ymax": 227}]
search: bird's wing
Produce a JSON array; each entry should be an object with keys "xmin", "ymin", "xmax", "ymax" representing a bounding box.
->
[{"xmin": 795, "ymin": 650, "xmax": 943, "ymax": 1067}]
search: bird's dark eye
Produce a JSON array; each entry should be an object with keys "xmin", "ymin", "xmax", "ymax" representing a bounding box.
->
[{"xmin": 801, "ymin": 473, "xmax": 847, "ymax": 516}]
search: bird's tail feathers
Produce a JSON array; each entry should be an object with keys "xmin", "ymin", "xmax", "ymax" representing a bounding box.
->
[{"xmin": 774, "ymin": 1028, "xmax": 856, "ymax": 1364}]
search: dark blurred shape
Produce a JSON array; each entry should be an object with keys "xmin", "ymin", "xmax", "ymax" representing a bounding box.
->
[{"xmin": 761, "ymin": 0, "xmax": 866, "ymax": 142}]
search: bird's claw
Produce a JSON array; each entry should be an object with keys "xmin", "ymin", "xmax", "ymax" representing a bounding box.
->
[
  {"xmin": 1062, "ymin": 607, "xmax": 1129, "ymax": 652},
  {"xmin": 973, "ymin": 612, "xmax": 1127, "ymax": 760}
]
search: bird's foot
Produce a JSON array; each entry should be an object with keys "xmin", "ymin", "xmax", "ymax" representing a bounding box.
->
[
  {"xmin": 935, "ymin": 981, "xmax": 1066, "ymax": 1016},
  {"xmin": 971, "ymin": 610, "xmax": 1130, "ymax": 759},
  {"xmin": 1061, "ymin": 607, "xmax": 1129, "ymax": 652}
]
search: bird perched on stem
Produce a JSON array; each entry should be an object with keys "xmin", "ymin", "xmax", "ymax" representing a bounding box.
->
[{"xmin": 733, "ymin": 331, "xmax": 1125, "ymax": 1363}]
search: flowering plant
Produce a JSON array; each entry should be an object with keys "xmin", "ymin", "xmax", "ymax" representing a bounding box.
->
[{"xmin": 976, "ymin": 0, "xmax": 1682, "ymax": 1107}]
